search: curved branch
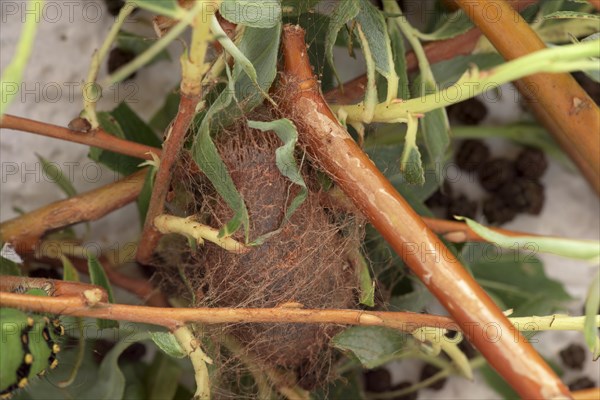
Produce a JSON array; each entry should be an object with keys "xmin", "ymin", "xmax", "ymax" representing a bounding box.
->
[
  {"xmin": 278, "ymin": 25, "xmax": 570, "ymax": 399},
  {"xmin": 0, "ymin": 169, "xmax": 146, "ymax": 253}
]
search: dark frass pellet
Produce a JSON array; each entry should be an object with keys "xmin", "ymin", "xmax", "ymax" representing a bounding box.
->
[
  {"xmin": 483, "ymin": 196, "xmax": 517, "ymax": 225},
  {"xmin": 419, "ymin": 363, "xmax": 447, "ymax": 391},
  {"xmin": 568, "ymin": 376, "xmax": 596, "ymax": 391},
  {"xmin": 447, "ymin": 97, "xmax": 488, "ymax": 126},
  {"xmin": 455, "ymin": 140, "xmax": 491, "ymax": 172},
  {"xmin": 515, "ymin": 147, "xmax": 548, "ymax": 180},
  {"xmin": 559, "ymin": 343, "xmax": 586, "ymax": 370},
  {"xmin": 425, "ymin": 180, "xmax": 453, "ymax": 209},
  {"xmin": 107, "ymin": 48, "xmax": 137, "ymax": 80},
  {"xmin": 446, "ymin": 194, "xmax": 478, "ymax": 220},
  {"xmin": 364, "ymin": 368, "xmax": 392, "ymax": 393},
  {"xmin": 390, "ymin": 381, "xmax": 418, "ymax": 400},
  {"xmin": 478, "ymin": 158, "xmax": 517, "ymax": 192},
  {"xmin": 499, "ymin": 178, "xmax": 545, "ymax": 215}
]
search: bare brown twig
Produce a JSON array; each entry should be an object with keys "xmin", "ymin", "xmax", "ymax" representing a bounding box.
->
[
  {"xmin": 0, "ymin": 169, "xmax": 147, "ymax": 253},
  {"xmin": 0, "ymin": 114, "xmax": 160, "ymax": 160},
  {"xmin": 0, "ymin": 288, "xmax": 455, "ymax": 333},
  {"xmin": 278, "ymin": 24, "xmax": 570, "ymax": 399},
  {"xmin": 135, "ymin": 96, "xmax": 198, "ymax": 265}
]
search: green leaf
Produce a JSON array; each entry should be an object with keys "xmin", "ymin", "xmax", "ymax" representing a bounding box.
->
[
  {"xmin": 150, "ymin": 331, "xmax": 187, "ymax": 358},
  {"xmin": 352, "ymin": 251, "xmax": 375, "ymax": 307},
  {"xmin": 137, "ymin": 168, "xmax": 154, "ymax": 224},
  {"xmin": 129, "ymin": 0, "xmax": 181, "ymax": 18},
  {"xmin": 149, "ymin": 88, "xmax": 180, "ymax": 133},
  {"xmin": 191, "ymin": 24, "xmax": 281, "ymax": 239},
  {"xmin": 247, "ymin": 119, "xmax": 307, "ymax": 224},
  {"xmin": 111, "ymin": 102, "xmax": 162, "ymax": 148},
  {"xmin": 0, "ymin": 255, "xmax": 21, "ymax": 276},
  {"xmin": 210, "ymin": 14, "xmax": 273, "ymax": 104},
  {"xmin": 192, "ymin": 67, "xmax": 250, "ymax": 240},
  {"xmin": 584, "ymin": 269, "xmax": 600, "ymax": 358},
  {"xmin": 59, "ymin": 255, "xmax": 88, "ymax": 390},
  {"xmin": 220, "ymin": 0, "xmax": 281, "ymax": 28},
  {"xmin": 144, "ymin": 351, "xmax": 183, "ymax": 399},
  {"xmin": 544, "ymin": 10, "xmax": 600, "ymax": 20},
  {"xmin": 36, "ymin": 153, "xmax": 77, "ymax": 197},
  {"xmin": 355, "ymin": 0, "xmax": 398, "ymax": 102},
  {"xmin": 91, "ymin": 103, "xmax": 161, "ymax": 176},
  {"xmin": 456, "ymin": 216, "xmax": 600, "ymax": 263},
  {"xmin": 281, "ymin": 0, "xmax": 320, "ymax": 16},
  {"xmin": 415, "ymin": 10, "xmax": 473, "ymax": 41},
  {"xmin": 87, "ymin": 254, "xmax": 119, "ymax": 329},
  {"xmin": 400, "ymin": 115, "xmax": 425, "ymax": 185},
  {"xmin": 61, "ymin": 255, "xmax": 80, "ymax": 282},
  {"xmin": 116, "ymin": 31, "xmax": 171, "ymax": 65},
  {"xmin": 80, "ymin": 332, "xmax": 150, "ymax": 400},
  {"xmin": 332, "ymin": 326, "xmax": 409, "ymax": 368},
  {"xmin": 466, "ymin": 243, "xmax": 572, "ymax": 316},
  {"xmin": 387, "ymin": 20, "xmax": 410, "ymax": 100},
  {"xmin": 325, "ymin": 0, "xmax": 360, "ymax": 86},
  {"xmin": 388, "ymin": 281, "xmax": 433, "ymax": 312}
]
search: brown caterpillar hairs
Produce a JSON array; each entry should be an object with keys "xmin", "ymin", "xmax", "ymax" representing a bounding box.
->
[{"xmin": 155, "ymin": 112, "xmax": 364, "ymax": 393}]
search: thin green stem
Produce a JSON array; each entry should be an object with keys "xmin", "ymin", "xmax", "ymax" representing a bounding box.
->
[
  {"xmin": 83, "ymin": 3, "xmax": 135, "ymax": 128},
  {"xmin": 383, "ymin": 0, "xmax": 434, "ymax": 86},
  {"xmin": 173, "ymin": 326, "xmax": 212, "ymax": 400},
  {"xmin": 0, "ymin": 0, "xmax": 43, "ymax": 118},
  {"xmin": 334, "ymin": 40, "xmax": 600, "ymax": 123},
  {"xmin": 105, "ymin": 1, "xmax": 211, "ymax": 86},
  {"xmin": 511, "ymin": 314, "xmax": 600, "ymax": 332}
]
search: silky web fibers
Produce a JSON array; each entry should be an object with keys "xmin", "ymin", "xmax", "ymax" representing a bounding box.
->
[{"xmin": 154, "ymin": 110, "xmax": 365, "ymax": 395}]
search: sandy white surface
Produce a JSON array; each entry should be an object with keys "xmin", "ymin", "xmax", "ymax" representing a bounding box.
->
[{"xmin": 1, "ymin": 1, "xmax": 599, "ymax": 398}]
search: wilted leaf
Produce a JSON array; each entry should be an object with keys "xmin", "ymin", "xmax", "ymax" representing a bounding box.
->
[
  {"xmin": 150, "ymin": 331, "xmax": 187, "ymax": 358},
  {"xmin": 355, "ymin": 0, "xmax": 398, "ymax": 102},
  {"xmin": 415, "ymin": 10, "xmax": 473, "ymax": 41},
  {"xmin": 92, "ymin": 103, "xmax": 160, "ymax": 176},
  {"xmin": 400, "ymin": 115, "xmax": 425, "ymax": 185},
  {"xmin": 332, "ymin": 326, "xmax": 410, "ymax": 368},
  {"xmin": 325, "ymin": 0, "xmax": 360, "ymax": 86},
  {"xmin": 87, "ymin": 254, "xmax": 119, "ymax": 329},
  {"xmin": 36, "ymin": 153, "xmax": 77, "ymax": 197},
  {"xmin": 144, "ymin": 351, "xmax": 183, "ymax": 399},
  {"xmin": 247, "ymin": 119, "xmax": 307, "ymax": 223},
  {"xmin": 457, "ymin": 216, "xmax": 600, "ymax": 263},
  {"xmin": 80, "ymin": 333, "xmax": 150, "ymax": 399},
  {"xmin": 465, "ymin": 243, "xmax": 572, "ymax": 316}
]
